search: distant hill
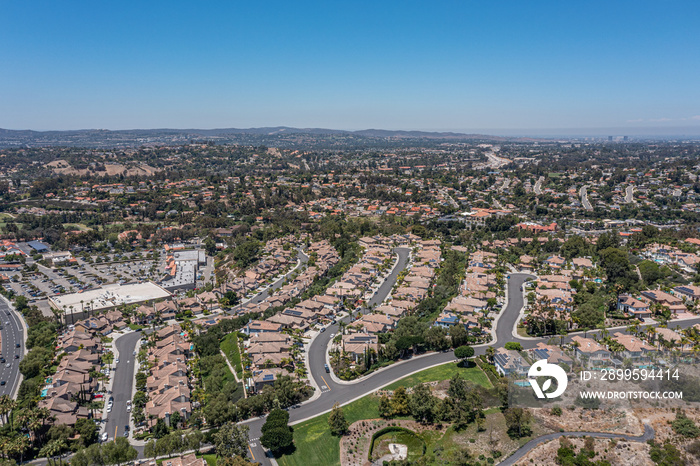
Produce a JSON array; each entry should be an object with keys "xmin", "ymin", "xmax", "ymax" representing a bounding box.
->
[{"xmin": 0, "ymin": 126, "xmax": 533, "ymax": 148}]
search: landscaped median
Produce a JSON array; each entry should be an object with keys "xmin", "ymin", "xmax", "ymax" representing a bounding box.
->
[{"xmin": 276, "ymin": 362, "xmax": 531, "ymax": 466}]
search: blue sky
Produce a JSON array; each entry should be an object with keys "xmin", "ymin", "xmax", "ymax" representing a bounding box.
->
[{"xmin": 1, "ymin": 1, "xmax": 699, "ymax": 134}]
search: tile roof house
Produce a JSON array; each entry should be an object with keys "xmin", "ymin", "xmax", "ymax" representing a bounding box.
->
[
  {"xmin": 493, "ymin": 348, "xmax": 528, "ymax": 377},
  {"xmin": 571, "ymin": 336, "xmax": 611, "ymax": 362}
]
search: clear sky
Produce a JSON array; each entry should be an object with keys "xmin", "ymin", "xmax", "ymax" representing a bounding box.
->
[{"xmin": 1, "ymin": 1, "xmax": 699, "ymax": 135}]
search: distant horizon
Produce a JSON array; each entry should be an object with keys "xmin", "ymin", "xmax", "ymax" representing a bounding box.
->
[{"xmin": 3, "ymin": 124, "xmax": 700, "ymax": 140}]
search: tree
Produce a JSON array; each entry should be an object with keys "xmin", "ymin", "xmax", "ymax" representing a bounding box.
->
[
  {"xmin": 260, "ymin": 409, "xmax": 294, "ymax": 453},
  {"xmin": 143, "ymin": 440, "xmax": 157, "ymax": 461},
  {"xmin": 391, "ymin": 386, "xmax": 410, "ymax": 416},
  {"xmin": 378, "ymin": 395, "xmax": 393, "ymax": 419},
  {"xmin": 599, "ymin": 247, "xmax": 637, "ymax": 291},
  {"xmin": 504, "ymin": 407, "xmax": 532, "ymax": 438},
  {"xmin": 328, "ymin": 403, "xmax": 348, "ymax": 436},
  {"xmin": 504, "ymin": 342, "xmax": 522, "ymax": 351},
  {"xmin": 75, "ymin": 418, "xmax": 98, "ymax": 446},
  {"xmin": 409, "ymin": 383, "xmax": 437, "ymax": 424},
  {"xmin": 671, "ymin": 410, "xmax": 700, "ymax": 438},
  {"xmin": 449, "ymin": 324, "xmax": 468, "ymax": 348},
  {"xmin": 102, "ymin": 437, "xmax": 138, "ymax": 465},
  {"xmin": 214, "ymin": 422, "xmax": 250, "ymax": 459},
  {"xmin": 454, "ymin": 345, "xmax": 475, "ymax": 365},
  {"xmin": 185, "ymin": 430, "xmax": 204, "ymax": 453},
  {"xmin": 260, "ymin": 426, "xmax": 293, "ymax": 454},
  {"xmin": 424, "ymin": 326, "xmax": 450, "ymax": 351}
]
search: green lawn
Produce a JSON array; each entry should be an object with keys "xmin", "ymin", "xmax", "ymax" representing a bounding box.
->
[
  {"xmin": 277, "ymin": 394, "xmax": 379, "ymax": 466},
  {"xmin": 220, "ymin": 333, "xmax": 243, "ymax": 377},
  {"xmin": 278, "ymin": 362, "xmax": 491, "ymax": 466},
  {"xmin": 384, "ymin": 361, "xmax": 492, "ymax": 390},
  {"xmin": 201, "ymin": 454, "xmax": 217, "ymax": 466}
]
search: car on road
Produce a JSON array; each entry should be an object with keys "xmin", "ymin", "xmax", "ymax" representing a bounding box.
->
[
  {"xmin": 324, "ymin": 364, "xmax": 330, "ymax": 373},
  {"xmin": 115, "ymin": 358, "xmax": 119, "ymax": 364},
  {"xmin": 15, "ymin": 344, "xmax": 20, "ymax": 348},
  {"xmin": 101, "ymin": 432, "xmax": 108, "ymax": 442},
  {"xmin": 0, "ymin": 381, "xmax": 5, "ymax": 386},
  {"xmin": 126, "ymin": 405, "xmax": 131, "ymax": 412},
  {"xmin": 14, "ymin": 355, "xmax": 19, "ymax": 359},
  {"xmin": 4, "ymin": 363, "xmax": 9, "ymax": 368}
]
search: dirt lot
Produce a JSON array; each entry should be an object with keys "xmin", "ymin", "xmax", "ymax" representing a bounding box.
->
[
  {"xmin": 48, "ymin": 160, "xmax": 159, "ymax": 176},
  {"xmin": 531, "ymin": 406, "xmax": 644, "ymax": 436},
  {"xmin": 514, "ymin": 436, "xmax": 654, "ymax": 466}
]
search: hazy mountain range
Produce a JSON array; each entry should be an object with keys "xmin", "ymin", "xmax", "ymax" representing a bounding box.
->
[{"xmin": 0, "ymin": 126, "xmax": 539, "ymax": 149}]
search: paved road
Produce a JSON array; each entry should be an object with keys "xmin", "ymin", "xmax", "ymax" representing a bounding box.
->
[
  {"xmin": 103, "ymin": 331, "xmax": 142, "ymax": 441},
  {"xmin": 499, "ymin": 424, "xmax": 655, "ymax": 465},
  {"xmin": 624, "ymin": 185, "xmax": 635, "ymax": 203},
  {"xmin": 580, "ymin": 185, "xmax": 592, "ymax": 210},
  {"xmin": 231, "ymin": 249, "xmax": 309, "ymax": 312},
  {"xmin": 244, "ymin": 271, "xmax": 533, "ymax": 464},
  {"xmin": 534, "ymin": 176, "xmax": 544, "ymax": 195},
  {"xmin": 0, "ymin": 298, "xmax": 24, "ymax": 398}
]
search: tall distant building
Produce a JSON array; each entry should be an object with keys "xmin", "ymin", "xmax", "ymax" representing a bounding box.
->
[
  {"xmin": 623, "ymin": 136, "xmax": 628, "ymax": 141},
  {"xmin": 608, "ymin": 136, "xmax": 613, "ymax": 142}
]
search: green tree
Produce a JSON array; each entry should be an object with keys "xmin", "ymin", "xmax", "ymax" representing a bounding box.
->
[
  {"xmin": 214, "ymin": 422, "xmax": 250, "ymax": 459},
  {"xmin": 454, "ymin": 345, "xmax": 475, "ymax": 365},
  {"xmin": 260, "ymin": 409, "xmax": 294, "ymax": 453},
  {"xmin": 391, "ymin": 386, "xmax": 410, "ymax": 416},
  {"xmin": 409, "ymin": 383, "xmax": 438, "ymax": 424},
  {"xmin": 328, "ymin": 403, "xmax": 348, "ymax": 436},
  {"xmin": 504, "ymin": 407, "xmax": 532, "ymax": 438},
  {"xmin": 449, "ymin": 323, "xmax": 469, "ymax": 348},
  {"xmin": 378, "ymin": 395, "xmax": 393, "ymax": 419}
]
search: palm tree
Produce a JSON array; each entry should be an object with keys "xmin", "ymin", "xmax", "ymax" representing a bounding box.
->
[{"xmin": 40, "ymin": 439, "xmax": 66, "ymax": 466}]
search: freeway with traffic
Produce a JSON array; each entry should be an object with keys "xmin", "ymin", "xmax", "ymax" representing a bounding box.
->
[{"xmin": 0, "ymin": 297, "xmax": 25, "ymax": 398}]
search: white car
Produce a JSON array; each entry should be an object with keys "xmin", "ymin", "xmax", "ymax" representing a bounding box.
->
[
  {"xmin": 101, "ymin": 432, "xmax": 108, "ymax": 442},
  {"xmin": 126, "ymin": 406, "xmax": 131, "ymax": 412},
  {"xmin": 115, "ymin": 358, "xmax": 120, "ymax": 364}
]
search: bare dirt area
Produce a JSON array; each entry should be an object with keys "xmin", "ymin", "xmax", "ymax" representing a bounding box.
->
[
  {"xmin": 48, "ymin": 160, "xmax": 159, "ymax": 177},
  {"xmin": 514, "ymin": 437, "xmax": 653, "ymax": 466},
  {"xmin": 532, "ymin": 406, "xmax": 644, "ymax": 436}
]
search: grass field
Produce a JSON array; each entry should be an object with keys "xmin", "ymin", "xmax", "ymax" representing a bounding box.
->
[
  {"xmin": 278, "ymin": 361, "xmax": 492, "ymax": 466},
  {"xmin": 277, "ymin": 393, "xmax": 379, "ymax": 466},
  {"xmin": 384, "ymin": 361, "xmax": 492, "ymax": 390},
  {"xmin": 220, "ymin": 333, "xmax": 243, "ymax": 377}
]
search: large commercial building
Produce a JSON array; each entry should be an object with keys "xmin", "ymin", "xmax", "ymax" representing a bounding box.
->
[{"xmin": 49, "ymin": 282, "xmax": 171, "ymax": 320}]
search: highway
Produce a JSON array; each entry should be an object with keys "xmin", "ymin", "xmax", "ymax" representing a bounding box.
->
[
  {"xmin": 0, "ymin": 297, "xmax": 25, "ymax": 398},
  {"xmin": 103, "ymin": 331, "xmax": 142, "ymax": 441},
  {"xmin": 580, "ymin": 185, "xmax": 592, "ymax": 210}
]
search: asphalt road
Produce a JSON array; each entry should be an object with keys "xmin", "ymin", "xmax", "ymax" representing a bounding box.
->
[
  {"xmin": 231, "ymin": 249, "xmax": 309, "ymax": 312},
  {"xmin": 624, "ymin": 185, "xmax": 635, "ymax": 203},
  {"xmin": 0, "ymin": 298, "xmax": 24, "ymax": 397},
  {"xmin": 580, "ymin": 185, "xmax": 592, "ymax": 210},
  {"xmin": 534, "ymin": 176, "xmax": 544, "ymax": 195},
  {"xmin": 103, "ymin": 331, "xmax": 142, "ymax": 441},
  {"xmin": 500, "ymin": 424, "xmax": 655, "ymax": 465},
  {"xmin": 244, "ymin": 262, "xmax": 533, "ymax": 464}
]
